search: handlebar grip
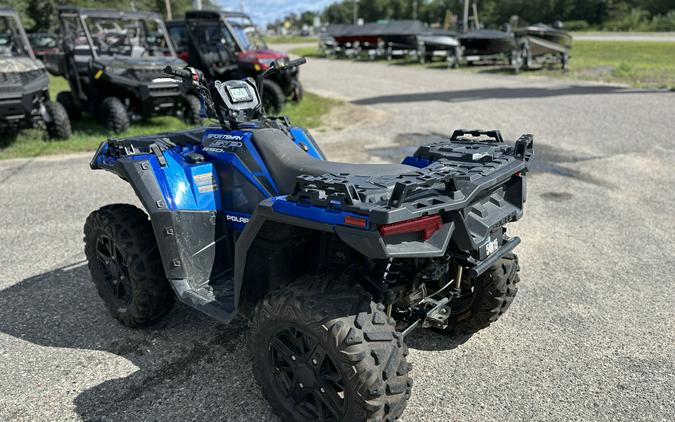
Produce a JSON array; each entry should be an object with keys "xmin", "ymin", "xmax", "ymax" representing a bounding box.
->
[
  {"xmin": 163, "ymin": 65, "xmax": 192, "ymax": 80},
  {"xmin": 288, "ymin": 57, "xmax": 307, "ymax": 68}
]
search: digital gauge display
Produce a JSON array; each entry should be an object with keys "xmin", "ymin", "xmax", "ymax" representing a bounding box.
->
[{"xmin": 226, "ymin": 86, "xmax": 253, "ymax": 103}]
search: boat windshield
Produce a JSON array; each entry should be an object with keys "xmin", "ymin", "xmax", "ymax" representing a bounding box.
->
[
  {"xmin": 0, "ymin": 15, "xmax": 31, "ymax": 58},
  {"xmin": 225, "ymin": 15, "xmax": 266, "ymax": 51},
  {"xmin": 82, "ymin": 15, "xmax": 175, "ymax": 58}
]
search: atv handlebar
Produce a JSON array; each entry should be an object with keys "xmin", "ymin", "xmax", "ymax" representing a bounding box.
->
[
  {"xmin": 282, "ymin": 57, "xmax": 307, "ymax": 70},
  {"xmin": 162, "ymin": 57, "xmax": 307, "ymax": 125},
  {"xmin": 163, "ymin": 65, "xmax": 206, "ymax": 87},
  {"xmin": 256, "ymin": 57, "xmax": 307, "ymax": 114}
]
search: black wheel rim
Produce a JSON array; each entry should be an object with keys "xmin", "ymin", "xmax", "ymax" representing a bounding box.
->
[
  {"xmin": 269, "ymin": 327, "xmax": 347, "ymax": 421},
  {"xmin": 95, "ymin": 234, "xmax": 133, "ymax": 305}
]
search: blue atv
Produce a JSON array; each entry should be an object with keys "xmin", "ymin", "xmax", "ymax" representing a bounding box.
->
[{"xmin": 84, "ymin": 58, "xmax": 533, "ymax": 422}]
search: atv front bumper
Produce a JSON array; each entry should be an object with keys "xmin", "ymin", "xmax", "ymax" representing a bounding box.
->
[
  {"xmin": 104, "ymin": 73, "xmax": 184, "ymax": 117},
  {"xmin": 0, "ymin": 74, "xmax": 48, "ymax": 127}
]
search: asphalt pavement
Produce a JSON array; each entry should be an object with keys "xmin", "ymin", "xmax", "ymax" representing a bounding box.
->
[{"xmin": 1, "ymin": 57, "xmax": 674, "ymax": 421}]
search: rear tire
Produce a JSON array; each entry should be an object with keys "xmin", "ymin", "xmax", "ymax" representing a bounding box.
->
[
  {"xmin": 250, "ymin": 275, "xmax": 412, "ymax": 422},
  {"xmin": 84, "ymin": 204, "xmax": 175, "ymax": 327},
  {"xmin": 443, "ymin": 253, "xmax": 520, "ymax": 335},
  {"xmin": 44, "ymin": 101, "xmax": 72, "ymax": 140},
  {"xmin": 100, "ymin": 97, "xmax": 130, "ymax": 134},
  {"xmin": 261, "ymin": 79, "xmax": 285, "ymax": 115},
  {"xmin": 56, "ymin": 91, "xmax": 82, "ymax": 120}
]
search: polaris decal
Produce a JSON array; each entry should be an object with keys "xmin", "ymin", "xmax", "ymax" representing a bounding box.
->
[{"xmin": 226, "ymin": 214, "xmax": 250, "ymax": 224}]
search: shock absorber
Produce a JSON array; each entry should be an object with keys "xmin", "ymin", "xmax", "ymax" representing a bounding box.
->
[{"xmin": 366, "ymin": 258, "xmax": 406, "ymax": 306}]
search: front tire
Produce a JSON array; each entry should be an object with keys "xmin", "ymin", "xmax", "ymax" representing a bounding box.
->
[
  {"xmin": 84, "ymin": 204, "xmax": 175, "ymax": 327},
  {"xmin": 100, "ymin": 97, "xmax": 130, "ymax": 133},
  {"xmin": 250, "ymin": 276, "xmax": 412, "ymax": 422},
  {"xmin": 44, "ymin": 100, "xmax": 72, "ymax": 140},
  {"xmin": 261, "ymin": 79, "xmax": 286, "ymax": 115},
  {"xmin": 56, "ymin": 91, "xmax": 82, "ymax": 120},
  {"xmin": 443, "ymin": 253, "xmax": 520, "ymax": 335},
  {"xmin": 291, "ymin": 79, "xmax": 304, "ymax": 103},
  {"xmin": 0, "ymin": 123, "xmax": 19, "ymax": 146},
  {"xmin": 182, "ymin": 93, "xmax": 203, "ymax": 125}
]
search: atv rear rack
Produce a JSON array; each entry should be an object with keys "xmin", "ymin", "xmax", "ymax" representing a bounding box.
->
[{"xmin": 287, "ymin": 132, "xmax": 533, "ymax": 225}]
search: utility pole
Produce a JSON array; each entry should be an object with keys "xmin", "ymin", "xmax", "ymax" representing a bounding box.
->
[
  {"xmin": 472, "ymin": 2, "xmax": 480, "ymax": 29},
  {"xmin": 413, "ymin": 0, "xmax": 418, "ymax": 20},
  {"xmin": 165, "ymin": 0, "xmax": 172, "ymax": 20},
  {"xmin": 239, "ymin": 0, "xmax": 244, "ymax": 14},
  {"xmin": 462, "ymin": 0, "xmax": 470, "ymax": 32},
  {"xmin": 353, "ymin": 0, "xmax": 359, "ymax": 25},
  {"xmin": 193, "ymin": 0, "xmax": 202, "ymax": 11}
]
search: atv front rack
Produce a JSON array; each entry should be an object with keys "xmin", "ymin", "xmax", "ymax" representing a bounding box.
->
[{"xmin": 287, "ymin": 132, "xmax": 533, "ymax": 225}]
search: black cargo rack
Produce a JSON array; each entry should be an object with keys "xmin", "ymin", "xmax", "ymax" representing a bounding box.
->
[{"xmin": 287, "ymin": 132, "xmax": 533, "ymax": 225}]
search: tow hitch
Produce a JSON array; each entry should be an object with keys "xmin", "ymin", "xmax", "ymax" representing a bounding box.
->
[{"xmin": 402, "ymin": 296, "xmax": 452, "ymax": 337}]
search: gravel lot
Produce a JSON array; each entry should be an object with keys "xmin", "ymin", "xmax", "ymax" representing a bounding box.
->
[{"xmin": 1, "ymin": 58, "xmax": 674, "ymax": 421}]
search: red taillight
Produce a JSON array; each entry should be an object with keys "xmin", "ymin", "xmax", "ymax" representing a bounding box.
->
[
  {"xmin": 344, "ymin": 215, "xmax": 368, "ymax": 228},
  {"xmin": 378, "ymin": 215, "xmax": 443, "ymax": 240}
]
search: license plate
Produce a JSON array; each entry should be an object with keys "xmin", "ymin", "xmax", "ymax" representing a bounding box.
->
[
  {"xmin": 479, "ymin": 233, "xmax": 503, "ymax": 259},
  {"xmin": 466, "ymin": 55, "xmax": 481, "ymax": 61},
  {"xmin": 484, "ymin": 238, "xmax": 499, "ymax": 256}
]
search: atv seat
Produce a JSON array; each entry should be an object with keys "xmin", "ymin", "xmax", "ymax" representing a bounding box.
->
[{"xmin": 251, "ymin": 128, "xmax": 417, "ymax": 194}]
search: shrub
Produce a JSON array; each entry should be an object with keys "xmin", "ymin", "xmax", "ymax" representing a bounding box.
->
[
  {"xmin": 604, "ymin": 8, "xmax": 651, "ymax": 31},
  {"xmin": 564, "ymin": 20, "xmax": 591, "ymax": 31},
  {"xmin": 648, "ymin": 11, "xmax": 675, "ymax": 31}
]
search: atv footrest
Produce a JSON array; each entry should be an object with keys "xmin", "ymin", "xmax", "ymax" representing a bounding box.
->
[{"xmin": 169, "ymin": 277, "xmax": 236, "ymax": 324}]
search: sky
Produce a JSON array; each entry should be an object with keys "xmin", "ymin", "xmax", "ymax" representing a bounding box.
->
[{"xmin": 218, "ymin": 0, "xmax": 337, "ymax": 26}]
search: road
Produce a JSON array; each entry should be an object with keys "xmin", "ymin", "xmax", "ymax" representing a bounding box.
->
[{"xmin": 1, "ymin": 58, "xmax": 674, "ymax": 421}]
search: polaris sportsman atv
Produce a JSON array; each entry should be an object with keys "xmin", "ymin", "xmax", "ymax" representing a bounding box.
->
[
  {"xmin": 84, "ymin": 58, "xmax": 533, "ymax": 422},
  {"xmin": 0, "ymin": 7, "xmax": 70, "ymax": 141},
  {"xmin": 166, "ymin": 11, "xmax": 303, "ymax": 114},
  {"xmin": 51, "ymin": 7, "xmax": 201, "ymax": 134}
]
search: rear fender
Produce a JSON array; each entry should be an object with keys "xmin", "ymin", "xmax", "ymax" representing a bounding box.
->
[
  {"xmin": 233, "ymin": 197, "xmax": 456, "ymax": 312},
  {"xmin": 233, "ymin": 199, "xmax": 334, "ymax": 312}
]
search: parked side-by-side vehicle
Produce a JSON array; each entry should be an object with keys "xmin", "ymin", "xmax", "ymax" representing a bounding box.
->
[
  {"xmin": 46, "ymin": 7, "xmax": 201, "ymax": 134},
  {"xmin": 167, "ymin": 11, "xmax": 303, "ymax": 114},
  {"xmin": 0, "ymin": 7, "xmax": 71, "ymax": 141}
]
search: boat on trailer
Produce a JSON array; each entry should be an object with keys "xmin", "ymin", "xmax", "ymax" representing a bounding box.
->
[
  {"xmin": 322, "ymin": 20, "xmax": 461, "ymax": 64},
  {"xmin": 418, "ymin": 28, "xmax": 462, "ymax": 67},
  {"xmin": 514, "ymin": 22, "xmax": 572, "ymax": 69},
  {"xmin": 459, "ymin": 29, "xmax": 521, "ymax": 70}
]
